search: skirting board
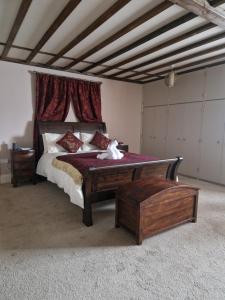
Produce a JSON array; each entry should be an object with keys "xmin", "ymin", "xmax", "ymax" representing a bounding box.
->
[{"xmin": 0, "ymin": 174, "xmax": 11, "ymax": 184}]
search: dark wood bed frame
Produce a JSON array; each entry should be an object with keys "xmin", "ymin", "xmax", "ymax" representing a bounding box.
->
[{"xmin": 37, "ymin": 121, "xmax": 183, "ymax": 226}]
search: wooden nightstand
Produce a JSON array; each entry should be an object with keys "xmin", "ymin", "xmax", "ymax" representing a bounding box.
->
[
  {"xmin": 117, "ymin": 144, "xmax": 128, "ymax": 152},
  {"xmin": 11, "ymin": 149, "xmax": 36, "ymax": 187}
]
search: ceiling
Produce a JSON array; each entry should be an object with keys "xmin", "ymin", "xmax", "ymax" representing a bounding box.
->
[{"xmin": 1, "ymin": 0, "xmax": 225, "ymax": 84}]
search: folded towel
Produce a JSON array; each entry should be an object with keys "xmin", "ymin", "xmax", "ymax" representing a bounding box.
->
[{"xmin": 97, "ymin": 140, "xmax": 124, "ymax": 160}]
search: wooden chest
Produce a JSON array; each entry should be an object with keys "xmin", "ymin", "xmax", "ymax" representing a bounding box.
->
[{"xmin": 116, "ymin": 177, "xmax": 199, "ymax": 245}]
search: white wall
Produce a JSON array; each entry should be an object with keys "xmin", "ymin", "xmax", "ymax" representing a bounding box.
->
[
  {"xmin": 142, "ymin": 64, "xmax": 225, "ymax": 184},
  {"xmin": 0, "ymin": 61, "xmax": 143, "ymax": 183}
]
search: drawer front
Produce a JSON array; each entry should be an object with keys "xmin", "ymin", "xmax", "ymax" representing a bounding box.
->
[
  {"xmin": 14, "ymin": 169, "xmax": 34, "ymax": 177},
  {"xmin": 94, "ymin": 168, "xmax": 133, "ymax": 191},
  {"xmin": 13, "ymin": 152, "xmax": 34, "ymax": 162},
  {"xmin": 13, "ymin": 161, "xmax": 34, "ymax": 170}
]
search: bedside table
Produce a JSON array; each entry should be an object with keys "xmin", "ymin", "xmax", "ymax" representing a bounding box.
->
[
  {"xmin": 117, "ymin": 144, "xmax": 129, "ymax": 152},
  {"xmin": 11, "ymin": 149, "xmax": 36, "ymax": 187}
]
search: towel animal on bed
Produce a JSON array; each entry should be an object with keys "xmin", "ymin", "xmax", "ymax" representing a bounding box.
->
[{"xmin": 97, "ymin": 140, "xmax": 124, "ymax": 160}]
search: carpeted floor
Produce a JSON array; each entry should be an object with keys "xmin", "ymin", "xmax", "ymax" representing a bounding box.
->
[{"xmin": 0, "ymin": 176, "xmax": 225, "ymax": 300}]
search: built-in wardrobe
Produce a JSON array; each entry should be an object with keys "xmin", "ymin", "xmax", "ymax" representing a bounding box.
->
[{"xmin": 142, "ymin": 65, "xmax": 225, "ymax": 185}]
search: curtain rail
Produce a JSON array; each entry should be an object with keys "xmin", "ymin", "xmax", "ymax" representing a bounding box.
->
[{"xmin": 29, "ymin": 71, "xmax": 102, "ymax": 85}]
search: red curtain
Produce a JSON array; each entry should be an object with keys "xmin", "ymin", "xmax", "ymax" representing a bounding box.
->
[
  {"xmin": 69, "ymin": 80, "xmax": 102, "ymax": 122},
  {"xmin": 34, "ymin": 73, "xmax": 70, "ymax": 161},
  {"xmin": 33, "ymin": 73, "xmax": 102, "ymax": 161}
]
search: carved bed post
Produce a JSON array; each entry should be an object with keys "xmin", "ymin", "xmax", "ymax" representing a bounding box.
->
[{"xmin": 169, "ymin": 156, "xmax": 183, "ymax": 181}]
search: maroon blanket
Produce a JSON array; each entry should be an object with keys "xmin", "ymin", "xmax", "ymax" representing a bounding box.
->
[{"xmin": 56, "ymin": 152, "xmax": 159, "ymax": 175}]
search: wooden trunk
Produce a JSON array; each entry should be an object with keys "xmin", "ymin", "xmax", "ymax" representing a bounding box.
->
[{"xmin": 116, "ymin": 177, "xmax": 199, "ymax": 245}]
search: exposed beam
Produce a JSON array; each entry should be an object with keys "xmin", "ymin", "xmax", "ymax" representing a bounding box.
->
[
  {"xmin": 26, "ymin": 0, "xmax": 81, "ymax": 63},
  {"xmin": 0, "ymin": 56, "xmax": 142, "ymax": 84},
  {"xmin": 46, "ymin": 0, "xmax": 130, "ymax": 66},
  {"xmin": 63, "ymin": 0, "xmax": 173, "ymax": 70},
  {"xmin": 143, "ymin": 58, "xmax": 225, "ymax": 83},
  {"xmin": 81, "ymin": 12, "xmax": 196, "ymax": 73},
  {"xmin": 82, "ymin": 0, "xmax": 224, "ymax": 74},
  {"xmin": 0, "ymin": 40, "xmax": 156, "ymax": 77},
  {"xmin": 137, "ymin": 51, "xmax": 225, "ymax": 81},
  {"xmin": 170, "ymin": 0, "xmax": 225, "ymax": 29},
  {"xmin": 1, "ymin": 0, "xmax": 32, "ymax": 58},
  {"xmin": 123, "ymin": 31, "xmax": 225, "ymax": 79},
  {"xmin": 110, "ymin": 23, "xmax": 216, "ymax": 77}
]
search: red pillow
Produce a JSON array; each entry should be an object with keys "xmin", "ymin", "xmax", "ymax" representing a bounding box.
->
[
  {"xmin": 90, "ymin": 131, "xmax": 111, "ymax": 150},
  {"xmin": 56, "ymin": 131, "xmax": 83, "ymax": 153}
]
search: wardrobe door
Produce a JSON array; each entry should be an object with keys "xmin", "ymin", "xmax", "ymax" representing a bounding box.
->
[
  {"xmin": 199, "ymin": 100, "xmax": 225, "ymax": 183},
  {"xmin": 167, "ymin": 104, "xmax": 185, "ymax": 158},
  {"xmin": 180, "ymin": 102, "xmax": 203, "ymax": 177},
  {"xmin": 153, "ymin": 106, "xmax": 168, "ymax": 158},
  {"xmin": 142, "ymin": 107, "xmax": 156, "ymax": 155},
  {"xmin": 219, "ymin": 127, "xmax": 225, "ymax": 185}
]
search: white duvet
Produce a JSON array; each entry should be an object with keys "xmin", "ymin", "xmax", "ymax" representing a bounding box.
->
[{"xmin": 36, "ymin": 150, "xmax": 105, "ymax": 208}]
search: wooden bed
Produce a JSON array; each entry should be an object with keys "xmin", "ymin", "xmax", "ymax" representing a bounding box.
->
[{"xmin": 37, "ymin": 121, "xmax": 183, "ymax": 226}]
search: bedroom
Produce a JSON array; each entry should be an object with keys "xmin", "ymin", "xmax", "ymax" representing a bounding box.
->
[{"xmin": 0, "ymin": 0, "xmax": 225, "ymax": 299}]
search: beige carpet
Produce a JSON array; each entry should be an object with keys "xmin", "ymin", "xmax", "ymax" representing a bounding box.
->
[{"xmin": 0, "ymin": 176, "xmax": 225, "ymax": 300}]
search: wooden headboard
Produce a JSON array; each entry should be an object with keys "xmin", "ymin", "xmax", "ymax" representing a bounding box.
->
[{"xmin": 38, "ymin": 121, "xmax": 106, "ymax": 156}]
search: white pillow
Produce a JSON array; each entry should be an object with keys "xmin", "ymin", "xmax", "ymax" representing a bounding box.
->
[
  {"xmin": 42, "ymin": 132, "xmax": 80, "ymax": 153},
  {"xmin": 80, "ymin": 132, "xmax": 109, "ymax": 151}
]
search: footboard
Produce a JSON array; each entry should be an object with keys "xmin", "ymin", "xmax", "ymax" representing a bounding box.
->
[{"xmin": 82, "ymin": 156, "xmax": 183, "ymax": 226}]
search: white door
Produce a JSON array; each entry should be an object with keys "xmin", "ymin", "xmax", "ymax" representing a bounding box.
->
[
  {"xmin": 199, "ymin": 100, "xmax": 225, "ymax": 182},
  {"xmin": 142, "ymin": 107, "xmax": 155, "ymax": 155},
  {"xmin": 167, "ymin": 104, "xmax": 185, "ymax": 159},
  {"xmin": 179, "ymin": 102, "xmax": 203, "ymax": 177},
  {"xmin": 153, "ymin": 106, "xmax": 168, "ymax": 158}
]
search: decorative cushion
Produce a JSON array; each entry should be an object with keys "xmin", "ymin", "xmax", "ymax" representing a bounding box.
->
[
  {"xmin": 80, "ymin": 132, "xmax": 109, "ymax": 151},
  {"xmin": 56, "ymin": 131, "xmax": 83, "ymax": 153},
  {"xmin": 42, "ymin": 132, "xmax": 80, "ymax": 153},
  {"xmin": 90, "ymin": 131, "xmax": 111, "ymax": 150}
]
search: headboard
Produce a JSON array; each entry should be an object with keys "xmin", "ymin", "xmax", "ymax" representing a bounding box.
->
[{"xmin": 37, "ymin": 121, "xmax": 106, "ymax": 156}]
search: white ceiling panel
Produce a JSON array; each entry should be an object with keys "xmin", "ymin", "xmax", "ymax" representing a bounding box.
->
[
  {"xmin": 116, "ymin": 71, "xmax": 137, "ymax": 78},
  {"xmin": 72, "ymin": 62, "xmax": 91, "ymax": 71},
  {"xmin": 42, "ymin": 0, "xmax": 116, "ymax": 54},
  {"xmin": 0, "ymin": 0, "xmax": 22, "ymax": 43},
  {"xmin": 52, "ymin": 58, "xmax": 73, "ymax": 67},
  {"xmin": 32, "ymin": 53, "xmax": 53, "ymax": 64},
  {"xmin": 7, "ymin": 48, "xmax": 30, "ymax": 60}
]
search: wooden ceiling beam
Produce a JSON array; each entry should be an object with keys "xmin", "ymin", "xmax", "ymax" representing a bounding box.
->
[
  {"xmin": 81, "ymin": 12, "xmax": 196, "ymax": 73},
  {"xmin": 0, "ymin": 56, "xmax": 142, "ymax": 84},
  {"xmin": 83, "ymin": 0, "xmax": 224, "ymax": 75},
  {"xmin": 137, "ymin": 51, "xmax": 225, "ymax": 81},
  {"xmin": 143, "ymin": 58, "xmax": 225, "ymax": 83},
  {"xmin": 26, "ymin": 0, "xmax": 81, "ymax": 63},
  {"xmin": 46, "ymin": 0, "xmax": 130, "ymax": 66},
  {"xmin": 123, "ymin": 31, "xmax": 225, "ymax": 79},
  {"xmin": 110, "ymin": 23, "xmax": 216, "ymax": 77},
  {"xmin": 1, "ymin": 0, "xmax": 32, "ymax": 58},
  {"xmin": 63, "ymin": 0, "xmax": 173, "ymax": 70},
  {"xmin": 170, "ymin": 0, "xmax": 225, "ymax": 29}
]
